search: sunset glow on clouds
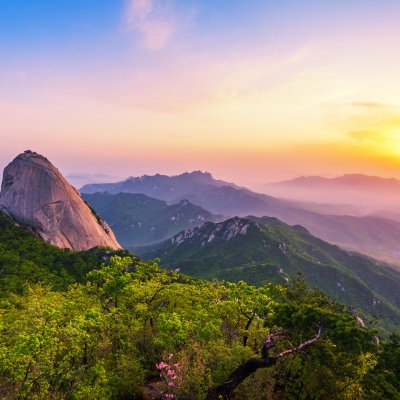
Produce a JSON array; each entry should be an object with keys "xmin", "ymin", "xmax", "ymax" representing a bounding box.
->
[
  {"xmin": 124, "ymin": 0, "xmax": 196, "ymax": 50},
  {"xmin": 1, "ymin": 0, "xmax": 400, "ymax": 187}
]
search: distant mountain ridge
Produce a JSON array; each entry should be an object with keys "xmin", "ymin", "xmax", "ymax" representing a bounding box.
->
[
  {"xmin": 83, "ymin": 192, "xmax": 221, "ymax": 247},
  {"xmin": 273, "ymin": 173, "xmax": 400, "ymax": 187},
  {"xmin": 263, "ymin": 173, "xmax": 400, "ymax": 213},
  {"xmin": 80, "ymin": 171, "xmax": 283, "ymax": 217},
  {"xmin": 139, "ymin": 216, "xmax": 400, "ymax": 331},
  {"xmin": 80, "ymin": 171, "xmax": 239, "ymax": 201},
  {"xmin": 80, "ymin": 170, "xmax": 400, "ymax": 265}
]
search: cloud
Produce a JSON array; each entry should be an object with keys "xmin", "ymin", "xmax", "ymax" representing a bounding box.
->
[
  {"xmin": 344, "ymin": 102, "xmax": 400, "ymax": 143},
  {"xmin": 124, "ymin": 0, "xmax": 195, "ymax": 50},
  {"xmin": 351, "ymin": 101, "xmax": 391, "ymax": 109},
  {"xmin": 348, "ymin": 129, "xmax": 389, "ymax": 143}
]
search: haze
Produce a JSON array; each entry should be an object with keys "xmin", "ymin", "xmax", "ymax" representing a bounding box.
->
[{"xmin": 262, "ymin": 174, "xmax": 400, "ymax": 217}]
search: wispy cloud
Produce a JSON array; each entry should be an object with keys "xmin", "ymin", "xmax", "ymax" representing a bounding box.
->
[
  {"xmin": 351, "ymin": 101, "xmax": 391, "ymax": 109},
  {"xmin": 82, "ymin": 45, "xmax": 318, "ymax": 113},
  {"xmin": 124, "ymin": 0, "xmax": 195, "ymax": 50},
  {"xmin": 348, "ymin": 129, "xmax": 391, "ymax": 143},
  {"xmin": 345, "ymin": 101, "xmax": 400, "ymax": 143}
]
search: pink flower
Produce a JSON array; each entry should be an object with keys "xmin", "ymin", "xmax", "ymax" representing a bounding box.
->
[
  {"xmin": 156, "ymin": 362, "xmax": 168, "ymax": 369},
  {"xmin": 168, "ymin": 353, "xmax": 174, "ymax": 359},
  {"xmin": 167, "ymin": 369, "xmax": 175, "ymax": 376}
]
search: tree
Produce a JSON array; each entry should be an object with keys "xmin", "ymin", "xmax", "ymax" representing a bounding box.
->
[{"xmin": 204, "ymin": 327, "xmax": 322, "ymax": 400}]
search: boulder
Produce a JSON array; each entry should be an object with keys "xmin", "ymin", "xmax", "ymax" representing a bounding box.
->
[{"xmin": 0, "ymin": 151, "xmax": 121, "ymax": 250}]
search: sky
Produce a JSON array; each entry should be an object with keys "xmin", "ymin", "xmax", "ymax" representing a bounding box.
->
[{"xmin": 1, "ymin": 0, "xmax": 400, "ymax": 188}]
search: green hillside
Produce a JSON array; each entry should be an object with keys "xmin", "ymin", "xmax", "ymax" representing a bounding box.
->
[
  {"xmin": 140, "ymin": 216, "xmax": 400, "ymax": 332},
  {"xmin": 0, "ymin": 211, "xmax": 130, "ymax": 294},
  {"xmin": 83, "ymin": 192, "xmax": 220, "ymax": 247},
  {"xmin": 0, "ymin": 212, "xmax": 399, "ymax": 399}
]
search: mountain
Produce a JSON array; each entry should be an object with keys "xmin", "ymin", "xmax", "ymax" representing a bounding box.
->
[
  {"xmin": 83, "ymin": 192, "xmax": 221, "ymax": 247},
  {"xmin": 266, "ymin": 206, "xmax": 400, "ymax": 266},
  {"xmin": 79, "ymin": 171, "xmax": 308, "ymax": 219},
  {"xmin": 277, "ymin": 198, "xmax": 364, "ymax": 216},
  {"xmin": 171, "ymin": 185, "xmax": 278, "ymax": 216},
  {"xmin": 139, "ymin": 216, "xmax": 400, "ymax": 331},
  {"xmin": 0, "ymin": 151, "xmax": 121, "ymax": 251},
  {"xmin": 80, "ymin": 171, "xmax": 277, "ymax": 216},
  {"xmin": 371, "ymin": 209, "xmax": 400, "ymax": 223},
  {"xmin": 263, "ymin": 173, "xmax": 400, "ymax": 213},
  {"xmin": 80, "ymin": 171, "xmax": 238, "ymax": 200},
  {"xmin": 171, "ymin": 189, "xmax": 400, "ymax": 267},
  {"xmin": 79, "ymin": 171, "xmax": 367, "ymax": 217},
  {"xmin": 80, "ymin": 171, "xmax": 400, "ymax": 265}
]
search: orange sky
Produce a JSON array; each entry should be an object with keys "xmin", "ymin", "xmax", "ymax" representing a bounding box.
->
[{"xmin": 1, "ymin": 1, "xmax": 400, "ymax": 187}]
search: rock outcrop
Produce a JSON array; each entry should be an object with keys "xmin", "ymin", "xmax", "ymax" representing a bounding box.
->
[{"xmin": 0, "ymin": 151, "xmax": 121, "ymax": 250}]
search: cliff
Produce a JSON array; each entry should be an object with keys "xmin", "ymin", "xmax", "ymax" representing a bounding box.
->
[{"xmin": 0, "ymin": 151, "xmax": 121, "ymax": 250}]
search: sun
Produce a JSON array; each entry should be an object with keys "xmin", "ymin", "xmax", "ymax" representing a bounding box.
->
[{"xmin": 388, "ymin": 131, "xmax": 400, "ymax": 156}]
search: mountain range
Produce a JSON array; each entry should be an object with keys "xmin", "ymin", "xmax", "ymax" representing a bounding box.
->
[
  {"xmin": 80, "ymin": 171, "xmax": 239, "ymax": 201},
  {"xmin": 83, "ymin": 192, "xmax": 221, "ymax": 247},
  {"xmin": 81, "ymin": 171, "xmax": 400, "ymax": 266},
  {"xmin": 138, "ymin": 216, "xmax": 400, "ymax": 331},
  {"xmin": 263, "ymin": 174, "xmax": 400, "ymax": 213},
  {"xmin": 1, "ymin": 151, "xmax": 400, "ymax": 334}
]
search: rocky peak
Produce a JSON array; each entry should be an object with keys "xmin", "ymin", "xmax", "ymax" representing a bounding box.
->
[
  {"xmin": 170, "ymin": 217, "xmax": 258, "ymax": 246},
  {"xmin": 0, "ymin": 151, "xmax": 121, "ymax": 251}
]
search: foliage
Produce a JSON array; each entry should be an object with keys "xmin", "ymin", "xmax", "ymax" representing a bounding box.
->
[
  {"xmin": 0, "ymin": 212, "xmax": 131, "ymax": 295},
  {"xmin": 140, "ymin": 216, "xmax": 400, "ymax": 332},
  {"xmin": 0, "ymin": 214, "xmax": 399, "ymax": 399},
  {"xmin": 0, "ymin": 252, "xmax": 398, "ymax": 399},
  {"xmin": 362, "ymin": 333, "xmax": 400, "ymax": 400}
]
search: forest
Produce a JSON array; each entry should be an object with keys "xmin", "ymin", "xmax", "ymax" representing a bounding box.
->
[{"xmin": 0, "ymin": 213, "xmax": 400, "ymax": 399}]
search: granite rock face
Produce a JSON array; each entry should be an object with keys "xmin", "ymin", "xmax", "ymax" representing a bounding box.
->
[{"xmin": 0, "ymin": 151, "xmax": 121, "ymax": 250}]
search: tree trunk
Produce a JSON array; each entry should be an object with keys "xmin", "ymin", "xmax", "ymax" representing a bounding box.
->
[{"xmin": 204, "ymin": 357, "xmax": 277, "ymax": 400}]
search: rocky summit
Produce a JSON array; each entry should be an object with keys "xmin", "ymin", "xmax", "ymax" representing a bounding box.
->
[{"xmin": 0, "ymin": 151, "xmax": 121, "ymax": 251}]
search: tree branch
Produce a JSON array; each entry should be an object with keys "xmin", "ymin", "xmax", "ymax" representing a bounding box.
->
[
  {"xmin": 266, "ymin": 329, "xmax": 290, "ymax": 340},
  {"xmin": 275, "ymin": 326, "xmax": 322, "ymax": 359},
  {"xmin": 204, "ymin": 327, "xmax": 322, "ymax": 400},
  {"xmin": 243, "ymin": 310, "xmax": 257, "ymax": 347}
]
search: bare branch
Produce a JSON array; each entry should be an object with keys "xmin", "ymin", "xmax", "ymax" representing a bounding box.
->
[
  {"xmin": 204, "ymin": 327, "xmax": 322, "ymax": 400},
  {"xmin": 276, "ymin": 326, "xmax": 322, "ymax": 359},
  {"xmin": 266, "ymin": 329, "xmax": 290, "ymax": 340}
]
